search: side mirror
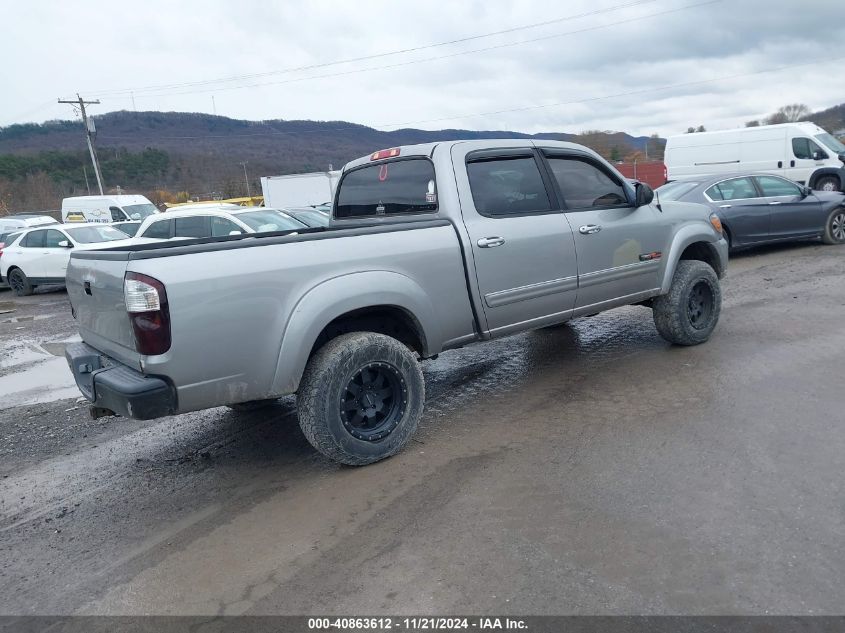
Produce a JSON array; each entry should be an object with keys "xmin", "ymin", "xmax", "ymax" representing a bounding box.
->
[
  {"xmin": 635, "ymin": 182, "xmax": 655, "ymax": 206},
  {"xmin": 812, "ymin": 150, "xmax": 827, "ymax": 161},
  {"xmin": 801, "ymin": 186, "xmax": 812, "ymax": 197},
  {"xmin": 228, "ymin": 230, "xmax": 243, "ymax": 236},
  {"xmin": 58, "ymin": 240, "xmax": 72, "ymax": 248},
  {"xmin": 131, "ymin": 213, "xmax": 142, "ymax": 220}
]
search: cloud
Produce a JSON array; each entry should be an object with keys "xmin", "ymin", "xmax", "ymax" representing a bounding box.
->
[{"xmin": 1, "ymin": 0, "xmax": 841, "ymax": 137}]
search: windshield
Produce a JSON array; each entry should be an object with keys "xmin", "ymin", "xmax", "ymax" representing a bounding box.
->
[
  {"xmin": 122, "ymin": 203, "xmax": 159, "ymax": 220},
  {"xmin": 656, "ymin": 181, "xmax": 700, "ymax": 201},
  {"xmin": 815, "ymin": 133, "xmax": 845, "ymax": 154},
  {"xmin": 236, "ymin": 210, "xmax": 306, "ymax": 232},
  {"xmin": 66, "ymin": 226, "xmax": 129, "ymax": 244}
]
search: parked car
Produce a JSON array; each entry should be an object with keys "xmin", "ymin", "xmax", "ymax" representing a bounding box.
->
[
  {"xmin": 65, "ymin": 139, "xmax": 728, "ymax": 466},
  {"xmin": 0, "ymin": 231, "xmax": 23, "ymax": 289},
  {"xmin": 111, "ymin": 221, "xmax": 143, "ymax": 237},
  {"xmin": 665, "ymin": 122, "xmax": 845, "ymax": 192},
  {"xmin": 134, "ymin": 204, "xmax": 307, "ymax": 240},
  {"xmin": 0, "ymin": 214, "xmax": 59, "ymax": 235},
  {"xmin": 62, "ymin": 195, "xmax": 160, "ymax": 223},
  {"xmin": 0, "ymin": 223, "xmax": 135, "ymax": 296},
  {"xmin": 657, "ymin": 173, "xmax": 845, "ymax": 250},
  {"xmin": 280, "ymin": 206, "xmax": 330, "ymax": 228}
]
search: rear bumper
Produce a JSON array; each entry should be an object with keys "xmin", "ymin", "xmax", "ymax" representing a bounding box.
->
[{"xmin": 65, "ymin": 342, "xmax": 176, "ymax": 420}]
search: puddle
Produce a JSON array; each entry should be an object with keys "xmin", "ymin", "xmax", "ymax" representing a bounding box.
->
[{"xmin": 0, "ymin": 356, "xmax": 80, "ymax": 409}]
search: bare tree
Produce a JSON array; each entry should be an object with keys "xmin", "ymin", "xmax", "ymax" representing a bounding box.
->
[
  {"xmin": 764, "ymin": 103, "xmax": 811, "ymax": 125},
  {"xmin": 745, "ymin": 120, "xmax": 760, "ymax": 127}
]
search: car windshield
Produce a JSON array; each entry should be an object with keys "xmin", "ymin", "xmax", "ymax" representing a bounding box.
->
[
  {"xmin": 122, "ymin": 203, "xmax": 159, "ymax": 220},
  {"xmin": 236, "ymin": 210, "xmax": 306, "ymax": 232},
  {"xmin": 65, "ymin": 226, "xmax": 129, "ymax": 244},
  {"xmin": 815, "ymin": 133, "xmax": 845, "ymax": 154},
  {"xmin": 656, "ymin": 181, "xmax": 700, "ymax": 201}
]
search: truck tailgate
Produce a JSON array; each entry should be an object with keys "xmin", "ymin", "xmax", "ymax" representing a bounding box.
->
[{"xmin": 66, "ymin": 253, "xmax": 139, "ymax": 367}]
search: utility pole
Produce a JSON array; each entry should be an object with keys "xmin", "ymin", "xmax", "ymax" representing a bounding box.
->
[
  {"xmin": 58, "ymin": 95, "xmax": 104, "ymax": 195},
  {"xmin": 239, "ymin": 161, "xmax": 251, "ymax": 197}
]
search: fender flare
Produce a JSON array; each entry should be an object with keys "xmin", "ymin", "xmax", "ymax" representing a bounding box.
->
[
  {"xmin": 660, "ymin": 225, "xmax": 726, "ymax": 294},
  {"xmin": 271, "ymin": 270, "xmax": 442, "ymax": 394},
  {"xmin": 809, "ymin": 167, "xmax": 845, "ymax": 189}
]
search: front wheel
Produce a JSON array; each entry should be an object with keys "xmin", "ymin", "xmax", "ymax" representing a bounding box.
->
[
  {"xmin": 822, "ymin": 209, "xmax": 845, "ymax": 245},
  {"xmin": 8, "ymin": 268, "xmax": 33, "ymax": 297},
  {"xmin": 653, "ymin": 260, "xmax": 721, "ymax": 346},
  {"xmin": 297, "ymin": 332, "xmax": 425, "ymax": 466},
  {"xmin": 814, "ymin": 176, "xmax": 841, "ymax": 193}
]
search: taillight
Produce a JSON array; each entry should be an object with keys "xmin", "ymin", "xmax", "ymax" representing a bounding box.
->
[
  {"xmin": 370, "ymin": 148, "xmax": 400, "ymax": 161},
  {"xmin": 124, "ymin": 272, "xmax": 171, "ymax": 355}
]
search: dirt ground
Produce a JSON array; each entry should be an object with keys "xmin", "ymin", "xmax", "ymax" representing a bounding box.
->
[{"xmin": 1, "ymin": 241, "xmax": 844, "ymax": 615}]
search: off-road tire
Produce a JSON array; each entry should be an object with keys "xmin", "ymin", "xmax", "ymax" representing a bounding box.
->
[
  {"xmin": 653, "ymin": 260, "xmax": 721, "ymax": 346},
  {"xmin": 814, "ymin": 176, "xmax": 841, "ymax": 193},
  {"xmin": 8, "ymin": 268, "xmax": 33, "ymax": 296},
  {"xmin": 297, "ymin": 332, "xmax": 425, "ymax": 466},
  {"xmin": 822, "ymin": 208, "xmax": 845, "ymax": 245}
]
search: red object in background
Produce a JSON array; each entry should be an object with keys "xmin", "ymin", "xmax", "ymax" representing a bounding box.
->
[{"xmin": 614, "ymin": 161, "xmax": 667, "ymax": 189}]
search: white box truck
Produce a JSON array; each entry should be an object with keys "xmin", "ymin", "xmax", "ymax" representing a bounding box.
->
[
  {"xmin": 62, "ymin": 195, "xmax": 160, "ymax": 223},
  {"xmin": 260, "ymin": 171, "xmax": 340, "ymax": 208},
  {"xmin": 665, "ymin": 122, "xmax": 845, "ymax": 191}
]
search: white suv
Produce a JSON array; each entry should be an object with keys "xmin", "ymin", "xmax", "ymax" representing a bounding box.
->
[
  {"xmin": 1, "ymin": 223, "xmax": 133, "ymax": 296},
  {"xmin": 135, "ymin": 204, "xmax": 307, "ymax": 240}
]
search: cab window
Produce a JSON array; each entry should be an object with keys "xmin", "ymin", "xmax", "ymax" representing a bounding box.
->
[
  {"xmin": 109, "ymin": 207, "xmax": 126, "ymax": 222},
  {"xmin": 756, "ymin": 176, "xmax": 801, "ymax": 197},
  {"xmin": 545, "ymin": 156, "xmax": 628, "ymax": 209},
  {"xmin": 466, "ymin": 155, "xmax": 551, "ymax": 216},
  {"xmin": 706, "ymin": 177, "xmax": 758, "ymax": 201},
  {"xmin": 792, "ymin": 138, "xmax": 827, "ymax": 160},
  {"xmin": 335, "ymin": 159, "xmax": 438, "ymax": 218}
]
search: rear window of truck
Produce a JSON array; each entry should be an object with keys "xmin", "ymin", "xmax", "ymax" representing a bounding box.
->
[{"xmin": 335, "ymin": 159, "xmax": 437, "ymax": 218}]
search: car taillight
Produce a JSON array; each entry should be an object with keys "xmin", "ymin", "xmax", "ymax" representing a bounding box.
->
[
  {"xmin": 124, "ymin": 272, "xmax": 171, "ymax": 355},
  {"xmin": 370, "ymin": 148, "xmax": 400, "ymax": 161}
]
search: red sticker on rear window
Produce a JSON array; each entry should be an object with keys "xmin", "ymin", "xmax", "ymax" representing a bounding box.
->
[{"xmin": 378, "ymin": 164, "xmax": 388, "ymax": 181}]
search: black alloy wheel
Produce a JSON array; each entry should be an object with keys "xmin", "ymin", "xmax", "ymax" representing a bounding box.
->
[
  {"xmin": 340, "ymin": 362, "xmax": 407, "ymax": 442},
  {"xmin": 687, "ymin": 280, "xmax": 715, "ymax": 330}
]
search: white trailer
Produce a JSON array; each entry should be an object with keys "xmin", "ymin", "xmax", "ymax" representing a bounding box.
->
[{"xmin": 260, "ymin": 171, "xmax": 340, "ymax": 208}]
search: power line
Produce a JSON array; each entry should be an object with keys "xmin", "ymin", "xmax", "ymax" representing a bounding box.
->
[
  {"xmin": 97, "ymin": 56, "xmax": 842, "ymax": 142},
  {"xmin": 86, "ymin": 0, "xmax": 660, "ymax": 97},
  {"xmin": 110, "ymin": 1, "xmax": 717, "ymax": 100}
]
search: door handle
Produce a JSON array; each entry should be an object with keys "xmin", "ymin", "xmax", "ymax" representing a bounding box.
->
[
  {"xmin": 790, "ymin": 160, "xmax": 795, "ymax": 167},
  {"xmin": 768, "ymin": 201, "xmax": 782, "ymax": 206},
  {"xmin": 477, "ymin": 236, "xmax": 505, "ymax": 248},
  {"xmin": 579, "ymin": 225, "xmax": 602, "ymax": 235},
  {"xmin": 719, "ymin": 204, "xmax": 732, "ymax": 209},
  {"xmin": 777, "ymin": 161, "xmax": 782, "ymax": 168}
]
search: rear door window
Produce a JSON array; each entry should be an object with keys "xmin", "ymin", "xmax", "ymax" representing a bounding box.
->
[
  {"xmin": 174, "ymin": 216, "xmax": 210, "ymax": 238},
  {"xmin": 142, "ymin": 219, "xmax": 173, "ymax": 239},
  {"xmin": 22, "ymin": 230, "xmax": 46, "ymax": 248},
  {"xmin": 706, "ymin": 177, "xmax": 758, "ymax": 201},
  {"xmin": 466, "ymin": 156, "xmax": 551, "ymax": 216},
  {"xmin": 335, "ymin": 159, "xmax": 437, "ymax": 218}
]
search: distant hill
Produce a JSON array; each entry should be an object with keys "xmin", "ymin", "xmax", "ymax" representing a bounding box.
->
[{"xmin": 0, "ymin": 111, "xmax": 656, "ymax": 210}]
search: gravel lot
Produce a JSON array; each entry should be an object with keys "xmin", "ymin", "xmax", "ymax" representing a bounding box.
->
[{"xmin": 1, "ymin": 241, "xmax": 844, "ymax": 615}]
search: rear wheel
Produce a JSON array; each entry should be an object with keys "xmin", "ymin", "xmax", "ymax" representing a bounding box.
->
[
  {"xmin": 822, "ymin": 209, "xmax": 845, "ymax": 245},
  {"xmin": 814, "ymin": 176, "xmax": 841, "ymax": 193},
  {"xmin": 297, "ymin": 332, "xmax": 425, "ymax": 466},
  {"xmin": 8, "ymin": 268, "xmax": 33, "ymax": 297},
  {"xmin": 653, "ymin": 260, "xmax": 721, "ymax": 346}
]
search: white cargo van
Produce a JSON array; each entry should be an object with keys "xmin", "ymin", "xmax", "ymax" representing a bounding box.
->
[
  {"xmin": 665, "ymin": 123, "xmax": 845, "ymax": 191},
  {"xmin": 61, "ymin": 195, "xmax": 160, "ymax": 223}
]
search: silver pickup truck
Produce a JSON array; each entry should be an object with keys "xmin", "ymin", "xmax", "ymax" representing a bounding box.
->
[{"xmin": 65, "ymin": 140, "xmax": 728, "ymax": 465}]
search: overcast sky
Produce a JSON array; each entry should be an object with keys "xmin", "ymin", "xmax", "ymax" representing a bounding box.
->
[{"xmin": 2, "ymin": 0, "xmax": 842, "ymax": 137}]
